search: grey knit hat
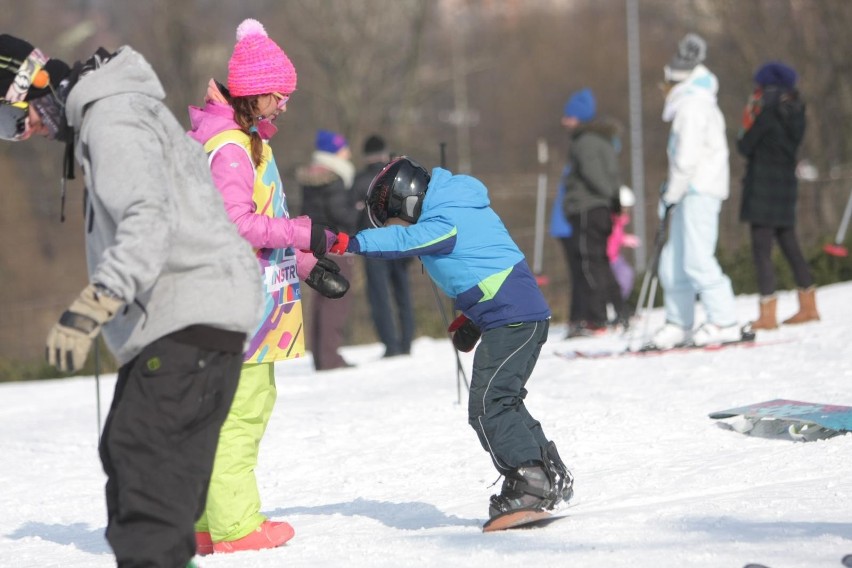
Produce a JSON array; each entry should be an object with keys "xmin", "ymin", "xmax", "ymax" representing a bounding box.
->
[{"xmin": 664, "ymin": 33, "xmax": 706, "ymax": 83}]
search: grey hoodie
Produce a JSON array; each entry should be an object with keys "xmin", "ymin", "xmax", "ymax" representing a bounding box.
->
[{"xmin": 65, "ymin": 47, "xmax": 262, "ymax": 364}]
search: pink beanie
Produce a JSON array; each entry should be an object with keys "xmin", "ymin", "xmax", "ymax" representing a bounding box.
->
[{"xmin": 227, "ymin": 18, "xmax": 297, "ymax": 97}]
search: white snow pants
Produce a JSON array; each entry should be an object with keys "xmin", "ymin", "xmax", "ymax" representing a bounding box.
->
[{"xmin": 658, "ymin": 193, "xmax": 737, "ymax": 329}]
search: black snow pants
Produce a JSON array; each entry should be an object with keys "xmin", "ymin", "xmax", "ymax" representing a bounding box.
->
[
  {"xmin": 468, "ymin": 319, "xmax": 551, "ymax": 473},
  {"xmin": 98, "ymin": 326, "xmax": 244, "ymax": 568}
]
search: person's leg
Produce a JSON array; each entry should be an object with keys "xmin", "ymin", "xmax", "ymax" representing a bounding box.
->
[
  {"xmin": 99, "ymin": 336, "xmax": 242, "ymax": 568},
  {"xmin": 566, "ymin": 213, "xmax": 592, "ymax": 324},
  {"xmin": 313, "ymin": 257, "xmax": 354, "ymax": 370},
  {"xmin": 389, "ymin": 258, "xmax": 415, "ymax": 354},
  {"xmin": 657, "ymin": 204, "xmax": 697, "ymax": 329},
  {"xmin": 467, "ymin": 320, "xmax": 550, "ymax": 473},
  {"xmin": 750, "ymin": 225, "xmax": 776, "ymax": 296},
  {"xmin": 582, "ymin": 207, "xmax": 618, "ymax": 326},
  {"xmin": 364, "ymin": 257, "xmax": 398, "ymax": 355},
  {"xmin": 198, "ymin": 363, "xmax": 277, "ymax": 543},
  {"xmin": 611, "ymin": 255, "xmax": 635, "ymax": 301},
  {"xmin": 558, "ymin": 237, "xmax": 578, "ymax": 324},
  {"xmin": 775, "ymin": 226, "xmax": 815, "ymax": 289},
  {"xmin": 680, "ymin": 195, "xmax": 737, "ymax": 327}
]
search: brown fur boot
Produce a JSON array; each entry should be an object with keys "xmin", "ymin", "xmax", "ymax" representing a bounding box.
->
[
  {"xmin": 750, "ymin": 295, "xmax": 778, "ymax": 330},
  {"xmin": 782, "ymin": 287, "xmax": 821, "ymax": 325}
]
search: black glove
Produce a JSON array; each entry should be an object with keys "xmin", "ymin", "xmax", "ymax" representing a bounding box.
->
[
  {"xmin": 448, "ymin": 314, "xmax": 481, "ymax": 353},
  {"xmin": 305, "ymin": 257, "xmax": 350, "ymax": 299},
  {"xmin": 310, "ymin": 223, "xmax": 337, "ymax": 257}
]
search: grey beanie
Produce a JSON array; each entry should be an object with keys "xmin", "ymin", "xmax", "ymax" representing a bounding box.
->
[{"xmin": 664, "ymin": 33, "xmax": 707, "ymax": 83}]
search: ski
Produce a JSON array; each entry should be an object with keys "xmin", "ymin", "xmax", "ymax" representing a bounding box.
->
[{"xmin": 555, "ymin": 337, "xmax": 795, "ymax": 361}]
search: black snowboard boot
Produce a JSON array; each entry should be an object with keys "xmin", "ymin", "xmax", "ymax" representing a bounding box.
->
[
  {"xmin": 544, "ymin": 441, "xmax": 574, "ymax": 505},
  {"xmin": 488, "ymin": 462, "xmax": 558, "ymax": 518}
]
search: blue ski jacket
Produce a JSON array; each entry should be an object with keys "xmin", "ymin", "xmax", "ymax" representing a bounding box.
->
[{"xmin": 349, "ymin": 167, "xmax": 550, "ymax": 330}]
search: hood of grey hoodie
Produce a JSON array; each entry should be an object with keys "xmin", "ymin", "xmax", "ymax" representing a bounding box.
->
[{"xmin": 65, "ymin": 46, "xmax": 165, "ymax": 128}]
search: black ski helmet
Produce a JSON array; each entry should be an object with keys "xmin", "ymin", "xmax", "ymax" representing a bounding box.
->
[{"xmin": 366, "ymin": 156, "xmax": 430, "ymax": 227}]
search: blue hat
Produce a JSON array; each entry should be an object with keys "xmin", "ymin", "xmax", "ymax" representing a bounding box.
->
[
  {"xmin": 754, "ymin": 62, "xmax": 797, "ymax": 89},
  {"xmin": 315, "ymin": 129, "xmax": 348, "ymax": 153},
  {"xmin": 563, "ymin": 88, "xmax": 596, "ymax": 122}
]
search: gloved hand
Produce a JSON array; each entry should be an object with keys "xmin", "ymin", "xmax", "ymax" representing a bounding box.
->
[
  {"xmin": 46, "ymin": 283, "xmax": 124, "ymax": 373},
  {"xmin": 304, "ymin": 257, "xmax": 350, "ymax": 299},
  {"xmin": 329, "ymin": 233, "xmax": 350, "ymax": 255},
  {"xmin": 310, "ymin": 223, "xmax": 338, "ymax": 257},
  {"xmin": 657, "ymin": 198, "xmax": 673, "ymax": 220},
  {"xmin": 447, "ymin": 314, "xmax": 481, "ymax": 353}
]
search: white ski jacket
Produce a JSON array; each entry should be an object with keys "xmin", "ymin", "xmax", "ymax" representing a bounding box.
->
[{"xmin": 661, "ymin": 64, "xmax": 730, "ymax": 205}]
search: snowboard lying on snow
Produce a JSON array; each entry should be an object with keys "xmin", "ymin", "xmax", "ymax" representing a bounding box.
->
[{"xmin": 709, "ymin": 399, "xmax": 852, "ymax": 441}]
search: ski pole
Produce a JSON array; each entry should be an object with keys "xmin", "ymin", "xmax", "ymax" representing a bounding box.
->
[
  {"xmin": 94, "ymin": 339, "xmax": 102, "ymax": 443},
  {"xmin": 823, "ymin": 187, "xmax": 852, "ymax": 257},
  {"xmin": 435, "ymin": 141, "xmax": 470, "ymax": 403},
  {"xmin": 626, "ymin": 204, "xmax": 672, "ymax": 350}
]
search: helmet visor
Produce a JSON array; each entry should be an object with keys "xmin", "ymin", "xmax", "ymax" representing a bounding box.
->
[{"xmin": 0, "ymin": 101, "xmax": 29, "ymax": 141}]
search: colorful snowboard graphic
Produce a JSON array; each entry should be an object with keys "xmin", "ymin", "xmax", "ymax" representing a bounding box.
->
[{"xmin": 709, "ymin": 399, "xmax": 852, "ymax": 441}]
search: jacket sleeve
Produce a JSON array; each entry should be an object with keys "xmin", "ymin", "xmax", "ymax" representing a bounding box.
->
[
  {"xmin": 295, "ymin": 249, "xmax": 318, "ymax": 281},
  {"xmin": 736, "ymin": 109, "xmax": 773, "ymax": 157},
  {"xmin": 87, "ymin": 115, "xmax": 174, "ymax": 301},
  {"xmin": 574, "ymin": 137, "xmax": 619, "ymax": 200},
  {"xmin": 352, "ymin": 215, "xmax": 457, "ymax": 259},
  {"xmin": 210, "ymin": 144, "xmax": 312, "ymax": 251},
  {"xmin": 666, "ymin": 100, "xmax": 705, "ymax": 204}
]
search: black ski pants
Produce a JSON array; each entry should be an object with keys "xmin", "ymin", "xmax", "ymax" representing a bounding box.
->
[
  {"xmin": 566, "ymin": 207, "xmax": 622, "ymax": 326},
  {"xmin": 750, "ymin": 224, "xmax": 814, "ymax": 296},
  {"xmin": 98, "ymin": 327, "xmax": 244, "ymax": 568},
  {"xmin": 468, "ymin": 320, "xmax": 551, "ymax": 473}
]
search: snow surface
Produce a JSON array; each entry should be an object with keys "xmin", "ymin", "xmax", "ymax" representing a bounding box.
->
[{"xmin": 1, "ymin": 283, "xmax": 851, "ymax": 568}]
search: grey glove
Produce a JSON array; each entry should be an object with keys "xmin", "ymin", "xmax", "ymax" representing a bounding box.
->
[{"xmin": 46, "ymin": 283, "xmax": 123, "ymax": 373}]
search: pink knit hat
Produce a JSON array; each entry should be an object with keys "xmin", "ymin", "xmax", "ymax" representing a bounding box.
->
[{"xmin": 227, "ymin": 18, "xmax": 297, "ymax": 97}]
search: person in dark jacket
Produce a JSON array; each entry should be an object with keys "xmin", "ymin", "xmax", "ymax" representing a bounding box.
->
[
  {"xmin": 332, "ymin": 157, "xmax": 573, "ymax": 522},
  {"xmin": 738, "ymin": 61, "xmax": 819, "ymax": 329},
  {"xmin": 351, "ymin": 134, "xmax": 415, "ymax": 357},
  {"xmin": 561, "ymin": 88, "xmax": 626, "ymax": 337},
  {"xmin": 298, "ymin": 130, "xmax": 359, "ymax": 370}
]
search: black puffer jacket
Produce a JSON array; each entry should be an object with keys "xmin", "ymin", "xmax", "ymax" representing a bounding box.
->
[
  {"xmin": 737, "ymin": 87, "xmax": 806, "ymax": 227},
  {"xmin": 297, "ymin": 162, "xmax": 358, "ymax": 233}
]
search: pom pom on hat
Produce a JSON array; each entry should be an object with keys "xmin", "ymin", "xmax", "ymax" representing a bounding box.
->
[
  {"xmin": 664, "ymin": 33, "xmax": 707, "ymax": 83},
  {"xmin": 316, "ymin": 129, "xmax": 348, "ymax": 154},
  {"xmin": 754, "ymin": 61, "xmax": 798, "ymax": 89},
  {"xmin": 236, "ymin": 18, "xmax": 266, "ymax": 41},
  {"xmin": 228, "ymin": 18, "xmax": 297, "ymax": 97},
  {"xmin": 563, "ymin": 88, "xmax": 596, "ymax": 123}
]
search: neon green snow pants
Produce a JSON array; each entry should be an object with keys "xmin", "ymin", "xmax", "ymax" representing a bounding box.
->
[{"xmin": 195, "ymin": 362, "xmax": 277, "ymax": 542}]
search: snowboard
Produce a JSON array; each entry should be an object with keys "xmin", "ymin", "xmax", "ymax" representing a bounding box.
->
[
  {"xmin": 554, "ymin": 334, "xmax": 792, "ymax": 361},
  {"xmin": 482, "ymin": 508, "xmax": 565, "ymax": 532},
  {"xmin": 709, "ymin": 399, "xmax": 852, "ymax": 441}
]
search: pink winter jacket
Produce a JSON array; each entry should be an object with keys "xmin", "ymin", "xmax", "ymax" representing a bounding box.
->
[
  {"xmin": 607, "ymin": 213, "xmax": 629, "ymax": 262},
  {"xmin": 187, "ymin": 96, "xmax": 317, "ymax": 278}
]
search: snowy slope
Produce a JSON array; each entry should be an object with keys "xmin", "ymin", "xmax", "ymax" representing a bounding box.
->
[{"xmin": 1, "ymin": 284, "xmax": 851, "ymax": 568}]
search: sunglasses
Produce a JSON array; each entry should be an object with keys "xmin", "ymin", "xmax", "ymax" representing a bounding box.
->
[
  {"xmin": 0, "ymin": 100, "xmax": 29, "ymax": 141},
  {"xmin": 271, "ymin": 92, "xmax": 290, "ymax": 110}
]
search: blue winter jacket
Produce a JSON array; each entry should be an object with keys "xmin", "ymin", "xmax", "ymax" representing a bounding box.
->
[{"xmin": 349, "ymin": 167, "xmax": 551, "ymax": 330}]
